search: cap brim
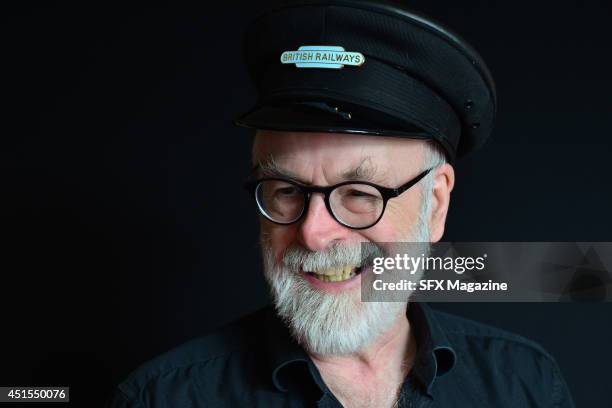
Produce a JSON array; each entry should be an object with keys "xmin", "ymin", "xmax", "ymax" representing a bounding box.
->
[{"xmin": 234, "ymin": 99, "xmax": 430, "ymax": 139}]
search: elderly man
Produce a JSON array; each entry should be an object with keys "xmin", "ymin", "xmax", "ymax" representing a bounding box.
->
[{"xmin": 109, "ymin": 1, "xmax": 574, "ymax": 407}]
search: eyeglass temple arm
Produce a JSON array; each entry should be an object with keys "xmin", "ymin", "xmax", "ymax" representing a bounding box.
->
[{"xmin": 393, "ymin": 168, "xmax": 433, "ymax": 196}]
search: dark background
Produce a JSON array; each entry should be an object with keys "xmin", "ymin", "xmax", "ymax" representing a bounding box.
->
[{"xmin": 2, "ymin": 2, "xmax": 611, "ymax": 407}]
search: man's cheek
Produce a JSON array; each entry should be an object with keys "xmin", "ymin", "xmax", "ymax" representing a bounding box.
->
[
  {"xmin": 263, "ymin": 224, "xmax": 297, "ymax": 262},
  {"xmin": 372, "ymin": 204, "xmax": 413, "ymax": 239}
]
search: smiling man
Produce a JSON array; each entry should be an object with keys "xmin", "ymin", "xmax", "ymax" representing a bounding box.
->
[
  {"xmin": 251, "ymin": 131, "xmax": 447, "ymax": 356},
  {"xmin": 249, "ymin": 131, "xmax": 447, "ymax": 407},
  {"xmin": 109, "ymin": 1, "xmax": 574, "ymax": 407}
]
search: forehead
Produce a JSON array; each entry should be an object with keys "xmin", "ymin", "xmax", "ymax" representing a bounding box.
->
[{"xmin": 252, "ymin": 130, "xmax": 425, "ymax": 181}]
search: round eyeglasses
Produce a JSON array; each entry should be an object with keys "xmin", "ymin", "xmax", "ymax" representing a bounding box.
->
[{"xmin": 245, "ymin": 168, "xmax": 432, "ymax": 230}]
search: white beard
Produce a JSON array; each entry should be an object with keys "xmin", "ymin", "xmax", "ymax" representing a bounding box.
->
[{"xmin": 261, "ymin": 207, "xmax": 431, "ymax": 355}]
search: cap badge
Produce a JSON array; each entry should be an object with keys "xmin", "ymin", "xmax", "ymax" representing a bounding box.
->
[{"xmin": 280, "ymin": 45, "xmax": 365, "ymax": 69}]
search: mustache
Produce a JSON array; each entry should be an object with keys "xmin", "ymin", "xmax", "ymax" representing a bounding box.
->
[{"xmin": 280, "ymin": 241, "xmax": 386, "ymax": 271}]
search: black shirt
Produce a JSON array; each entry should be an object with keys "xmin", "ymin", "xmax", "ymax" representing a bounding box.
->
[{"xmin": 108, "ymin": 303, "xmax": 575, "ymax": 407}]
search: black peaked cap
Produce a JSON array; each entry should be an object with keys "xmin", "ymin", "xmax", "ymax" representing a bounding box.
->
[{"xmin": 234, "ymin": 0, "xmax": 497, "ymax": 161}]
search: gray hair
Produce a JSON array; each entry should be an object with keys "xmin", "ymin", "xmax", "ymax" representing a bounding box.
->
[{"xmin": 417, "ymin": 141, "xmax": 448, "ymax": 231}]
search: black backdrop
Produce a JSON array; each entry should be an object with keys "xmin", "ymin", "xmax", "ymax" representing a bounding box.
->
[{"xmin": 2, "ymin": 2, "xmax": 611, "ymax": 407}]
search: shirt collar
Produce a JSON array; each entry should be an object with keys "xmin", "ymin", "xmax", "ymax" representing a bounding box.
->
[
  {"xmin": 408, "ymin": 302, "xmax": 457, "ymax": 396},
  {"xmin": 265, "ymin": 302, "xmax": 456, "ymax": 397},
  {"xmin": 262, "ymin": 308, "xmax": 312, "ymax": 393}
]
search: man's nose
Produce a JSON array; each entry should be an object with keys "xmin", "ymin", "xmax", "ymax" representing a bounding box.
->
[{"xmin": 296, "ymin": 193, "xmax": 348, "ymax": 252}]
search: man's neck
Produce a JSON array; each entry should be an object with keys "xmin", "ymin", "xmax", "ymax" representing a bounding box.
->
[{"xmin": 308, "ymin": 310, "xmax": 416, "ymax": 407}]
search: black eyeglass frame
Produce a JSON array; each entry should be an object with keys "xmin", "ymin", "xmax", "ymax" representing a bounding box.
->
[{"xmin": 244, "ymin": 168, "xmax": 432, "ymax": 230}]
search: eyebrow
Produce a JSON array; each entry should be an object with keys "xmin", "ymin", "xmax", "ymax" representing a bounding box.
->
[
  {"xmin": 253, "ymin": 155, "xmax": 389, "ymax": 185},
  {"xmin": 340, "ymin": 157, "xmax": 388, "ymax": 184},
  {"xmin": 254, "ymin": 156, "xmax": 308, "ymax": 183}
]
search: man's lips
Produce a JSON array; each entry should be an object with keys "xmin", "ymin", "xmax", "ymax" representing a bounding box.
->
[
  {"xmin": 302, "ymin": 265, "xmax": 363, "ymax": 282},
  {"xmin": 301, "ymin": 267, "xmax": 363, "ymax": 291},
  {"xmin": 299, "ymin": 265, "xmax": 364, "ymax": 291}
]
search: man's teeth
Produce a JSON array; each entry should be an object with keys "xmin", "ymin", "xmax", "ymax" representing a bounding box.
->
[{"xmin": 307, "ymin": 266, "xmax": 357, "ymax": 282}]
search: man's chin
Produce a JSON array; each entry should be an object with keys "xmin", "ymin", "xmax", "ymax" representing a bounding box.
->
[{"xmin": 266, "ymin": 272, "xmax": 404, "ymax": 355}]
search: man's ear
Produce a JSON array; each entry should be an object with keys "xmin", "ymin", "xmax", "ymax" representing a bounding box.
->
[{"xmin": 428, "ymin": 163, "xmax": 455, "ymax": 242}]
